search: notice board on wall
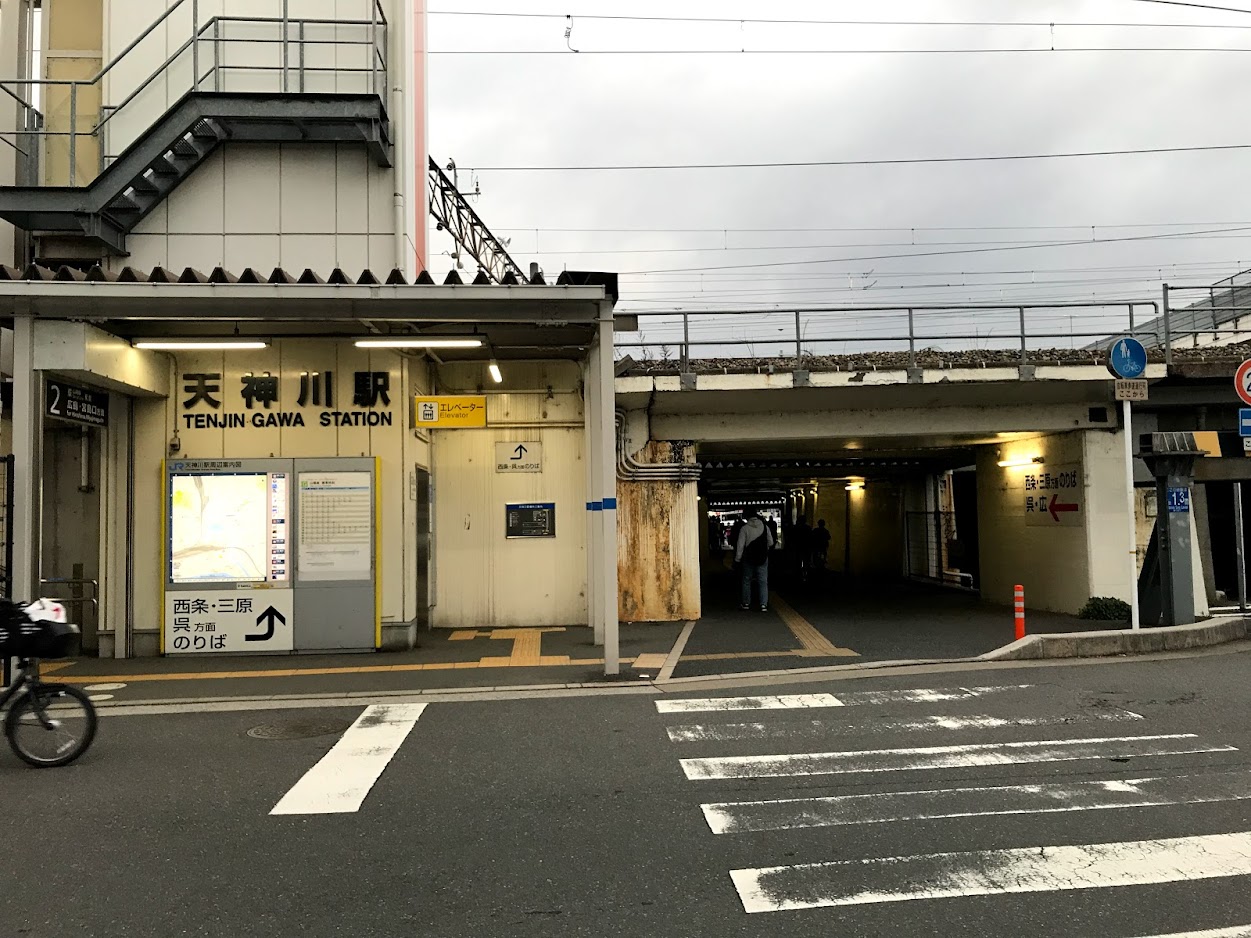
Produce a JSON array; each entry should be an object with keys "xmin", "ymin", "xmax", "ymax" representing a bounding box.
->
[
  {"xmin": 506, "ymin": 502, "xmax": 556, "ymax": 539},
  {"xmin": 297, "ymin": 471, "xmax": 373, "ymax": 581}
]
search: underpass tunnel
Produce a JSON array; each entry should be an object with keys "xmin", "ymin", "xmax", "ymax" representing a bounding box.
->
[{"xmin": 696, "ymin": 437, "xmax": 982, "ymax": 597}]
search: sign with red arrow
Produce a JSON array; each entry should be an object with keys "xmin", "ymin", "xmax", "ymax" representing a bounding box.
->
[{"xmin": 1023, "ymin": 463, "xmax": 1083, "ymax": 527}]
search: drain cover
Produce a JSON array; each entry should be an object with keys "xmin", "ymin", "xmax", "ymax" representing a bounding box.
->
[{"xmin": 247, "ymin": 717, "xmax": 355, "ymax": 740}]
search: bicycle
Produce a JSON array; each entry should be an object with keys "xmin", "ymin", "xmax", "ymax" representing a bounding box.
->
[{"xmin": 1, "ymin": 600, "xmax": 97, "ymax": 768}]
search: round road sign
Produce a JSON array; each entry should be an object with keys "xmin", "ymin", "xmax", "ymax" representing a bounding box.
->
[
  {"xmin": 1236, "ymin": 360, "xmax": 1251, "ymax": 406},
  {"xmin": 1106, "ymin": 336, "xmax": 1148, "ymax": 379}
]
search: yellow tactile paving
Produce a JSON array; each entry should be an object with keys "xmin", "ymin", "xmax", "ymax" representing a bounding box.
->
[{"xmin": 770, "ymin": 595, "xmax": 859, "ymax": 658}]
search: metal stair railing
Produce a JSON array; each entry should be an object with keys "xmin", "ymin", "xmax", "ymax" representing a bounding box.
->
[{"xmin": 0, "ymin": 0, "xmax": 387, "ymax": 190}]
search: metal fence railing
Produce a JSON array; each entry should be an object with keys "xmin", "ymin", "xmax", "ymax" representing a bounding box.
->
[
  {"xmin": 618, "ymin": 300, "xmax": 1164, "ymax": 371},
  {"xmin": 617, "ymin": 287, "xmax": 1251, "ymax": 369},
  {"xmin": 0, "ymin": 0, "xmax": 388, "ymax": 188}
]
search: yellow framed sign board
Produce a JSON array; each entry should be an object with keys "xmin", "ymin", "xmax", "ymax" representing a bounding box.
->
[{"xmin": 411, "ymin": 395, "xmax": 488, "ymax": 428}]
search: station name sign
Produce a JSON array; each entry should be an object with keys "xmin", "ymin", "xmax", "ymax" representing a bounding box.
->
[
  {"xmin": 45, "ymin": 378, "xmax": 109, "ymax": 428},
  {"xmin": 180, "ymin": 368, "xmax": 394, "ymax": 430}
]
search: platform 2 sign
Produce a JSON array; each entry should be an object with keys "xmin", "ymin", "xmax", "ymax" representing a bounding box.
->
[
  {"xmin": 163, "ymin": 589, "xmax": 294, "ymax": 654},
  {"xmin": 506, "ymin": 502, "xmax": 556, "ymax": 538},
  {"xmin": 1024, "ymin": 463, "xmax": 1083, "ymax": 527},
  {"xmin": 45, "ymin": 379, "xmax": 108, "ymax": 428}
]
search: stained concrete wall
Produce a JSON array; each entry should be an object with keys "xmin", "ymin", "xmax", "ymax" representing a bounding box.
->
[{"xmin": 617, "ymin": 441, "xmax": 700, "ymax": 623}]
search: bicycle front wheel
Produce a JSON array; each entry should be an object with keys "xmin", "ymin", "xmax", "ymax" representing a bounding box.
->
[{"xmin": 4, "ymin": 684, "xmax": 97, "ymax": 768}]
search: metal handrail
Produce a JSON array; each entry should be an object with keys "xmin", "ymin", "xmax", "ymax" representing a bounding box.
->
[
  {"xmin": 616, "ymin": 301, "xmax": 1164, "ymax": 371},
  {"xmin": 0, "ymin": 0, "xmax": 388, "ymax": 187},
  {"xmin": 39, "ymin": 578, "xmax": 99, "ymax": 617}
]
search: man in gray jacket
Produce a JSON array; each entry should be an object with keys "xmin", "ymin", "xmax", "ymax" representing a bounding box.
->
[{"xmin": 735, "ymin": 508, "xmax": 775, "ymax": 612}]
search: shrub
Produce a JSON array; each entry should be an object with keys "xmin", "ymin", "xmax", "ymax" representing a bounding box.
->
[{"xmin": 1079, "ymin": 596, "xmax": 1132, "ymax": 622}]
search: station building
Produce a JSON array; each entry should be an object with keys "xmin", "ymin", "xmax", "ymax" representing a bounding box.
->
[{"xmin": 0, "ymin": 1, "xmax": 1244, "ymax": 674}]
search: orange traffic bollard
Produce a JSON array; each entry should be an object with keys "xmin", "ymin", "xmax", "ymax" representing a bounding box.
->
[{"xmin": 1014, "ymin": 584, "xmax": 1026, "ymax": 641}]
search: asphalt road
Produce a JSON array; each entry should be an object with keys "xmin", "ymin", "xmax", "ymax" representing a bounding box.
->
[{"xmin": 4, "ymin": 649, "xmax": 1251, "ymax": 937}]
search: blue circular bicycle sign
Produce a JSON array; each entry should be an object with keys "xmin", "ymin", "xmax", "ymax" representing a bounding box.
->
[{"xmin": 1106, "ymin": 336, "xmax": 1148, "ymax": 379}]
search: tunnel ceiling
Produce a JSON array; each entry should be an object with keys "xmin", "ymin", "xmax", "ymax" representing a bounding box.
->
[{"xmin": 695, "ymin": 430, "xmax": 1035, "ymax": 482}]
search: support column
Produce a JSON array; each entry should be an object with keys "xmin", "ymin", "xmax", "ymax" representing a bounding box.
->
[
  {"xmin": 11, "ymin": 315, "xmax": 41, "ymax": 601},
  {"xmin": 594, "ymin": 312, "xmax": 620, "ymax": 675},
  {"xmin": 584, "ymin": 348, "xmax": 602, "ymax": 644}
]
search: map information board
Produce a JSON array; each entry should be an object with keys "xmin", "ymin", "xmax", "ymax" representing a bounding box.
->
[{"xmin": 170, "ymin": 472, "xmax": 288, "ymax": 583}]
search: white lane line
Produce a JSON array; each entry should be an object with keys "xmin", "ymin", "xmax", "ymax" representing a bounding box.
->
[
  {"xmin": 667, "ymin": 709, "xmax": 1143, "ymax": 743},
  {"xmin": 680, "ymin": 734, "xmax": 1235, "ymax": 780},
  {"xmin": 655, "ymin": 684, "xmax": 1032, "ymax": 713},
  {"xmin": 270, "ymin": 703, "xmax": 426, "ymax": 815},
  {"xmin": 730, "ymin": 830, "xmax": 1251, "ymax": 913},
  {"xmin": 703, "ymin": 769, "xmax": 1251, "ymax": 834},
  {"xmin": 84, "ymin": 682, "xmax": 127, "ymax": 692}
]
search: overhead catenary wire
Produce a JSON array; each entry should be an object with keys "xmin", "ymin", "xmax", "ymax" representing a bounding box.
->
[
  {"xmin": 431, "ymin": 9, "xmax": 1251, "ymax": 29},
  {"xmin": 620, "ymin": 224, "xmax": 1251, "ymax": 274},
  {"xmin": 432, "ymin": 46, "xmax": 1251, "ymax": 55},
  {"xmin": 466, "ymin": 144, "xmax": 1251, "ymax": 173}
]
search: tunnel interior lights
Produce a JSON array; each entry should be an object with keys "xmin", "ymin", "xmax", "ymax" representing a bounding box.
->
[
  {"xmin": 132, "ymin": 339, "xmax": 269, "ymax": 350},
  {"xmin": 488, "ymin": 361, "xmax": 503, "ymax": 383},
  {"xmin": 355, "ymin": 338, "xmax": 483, "ymax": 349},
  {"xmin": 998, "ymin": 455, "xmax": 1045, "ymax": 469},
  {"xmin": 845, "ymin": 482, "xmax": 865, "ymax": 492}
]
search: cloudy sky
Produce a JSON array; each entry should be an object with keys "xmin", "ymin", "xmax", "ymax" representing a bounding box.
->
[{"xmin": 425, "ymin": 0, "xmax": 1251, "ymax": 354}]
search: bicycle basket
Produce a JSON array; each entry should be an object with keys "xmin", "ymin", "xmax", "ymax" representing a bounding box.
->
[
  {"xmin": 22, "ymin": 620, "xmax": 80, "ymax": 659},
  {"xmin": 0, "ymin": 600, "xmax": 79, "ymax": 658}
]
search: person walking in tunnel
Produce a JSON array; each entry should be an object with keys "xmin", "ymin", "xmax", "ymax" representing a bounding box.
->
[
  {"xmin": 811, "ymin": 519, "xmax": 831, "ymax": 573},
  {"xmin": 736, "ymin": 507, "xmax": 775, "ymax": 611}
]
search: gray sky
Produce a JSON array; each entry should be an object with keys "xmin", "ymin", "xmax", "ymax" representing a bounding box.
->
[{"xmin": 426, "ymin": 0, "xmax": 1251, "ymax": 354}]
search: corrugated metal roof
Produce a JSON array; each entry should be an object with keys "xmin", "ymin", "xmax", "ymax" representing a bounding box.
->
[{"xmin": 0, "ymin": 264, "xmax": 619, "ymax": 301}]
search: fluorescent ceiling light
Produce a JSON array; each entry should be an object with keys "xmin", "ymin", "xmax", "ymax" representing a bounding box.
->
[
  {"xmin": 845, "ymin": 482, "xmax": 865, "ymax": 492},
  {"xmin": 132, "ymin": 339, "xmax": 268, "ymax": 350},
  {"xmin": 354, "ymin": 338, "xmax": 483, "ymax": 349},
  {"xmin": 998, "ymin": 455, "xmax": 1045, "ymax": 468},
  {"xmin": 488, "ymin": 361, "xmax": 503, "ymax": 383}
]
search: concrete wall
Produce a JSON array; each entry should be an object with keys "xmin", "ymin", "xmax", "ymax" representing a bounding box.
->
[
  {"xmin": 617, "ymin": 442, "xmax": 700, "ymax": 623},
  {"xmin": 117, "ymin": 143, "xmax": 402, "ymax": 275},
  {"xmin": 812, "ymin": 480, "xmax": 902, "ymax": 579},
  {"xmin": 429, "ymin": 361, "xmax": 587, "ymax": 630},
  {"xmin": 978, "ymin": 432, "xmax": 1094, "ymax": 614}
]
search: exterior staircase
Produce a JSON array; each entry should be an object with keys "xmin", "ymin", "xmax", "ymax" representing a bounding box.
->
[{"xmin": 0, "ymin": 0, "xmax": 392, "ymax": 261}]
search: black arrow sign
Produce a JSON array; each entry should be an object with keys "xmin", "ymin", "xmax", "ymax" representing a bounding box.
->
[
  {"xmin": 512, "ymin": 444, "xmax": 528, "ymax": 460},
  {"xmin": 247, "ymin": 605, "xmax": 286, "ymax": 642}
]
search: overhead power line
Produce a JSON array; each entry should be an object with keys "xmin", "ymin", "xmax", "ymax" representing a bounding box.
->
[
  {"xmin": 621, "ymin": 225, "xmax": 1251, "ymax": 275},
  {"xmin": 432, "ymin": 46, "xmax": 1251, "ymax": 55},
  {"xmin": 431, "ymin": 9, "xmax": 1251, "ymax": 29},
  {"xmin": 1125, "ymin": 0, "xmax": 1251, "ymax": 14},
  {"xmin": 496, "ymin": 222, "xmax": 1251, "ymax": 233},
  {"xmin": 469, "ymin": 143, "xmax": 1251, "ymax": 173}
]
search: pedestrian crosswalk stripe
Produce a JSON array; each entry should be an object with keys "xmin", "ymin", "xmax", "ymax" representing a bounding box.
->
[
  {"xmin": 1129, "ymin": 929, "xmax": 1251, "ymax": 937},
  {"xmin": 702, "ymin": 769, "xmax": 1251, "ymax": 834},
  {"xmin": 270, "ymin": 703, "xmax": 425, "ymax": 816},
  {"xmin": 656, "ymin": 684, "xmax": 1034, "ymax": 714},
  {"xmin": 667, "ymin": 709, "xmax": 1143, "ymax": 743},
  {"xmin": 680, "ymin": 734, "xmax": 1235, "ymax": 780},
  {"xmin": 730, "ymin": 830, "xmax": 1251, "ymax": 913}
]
